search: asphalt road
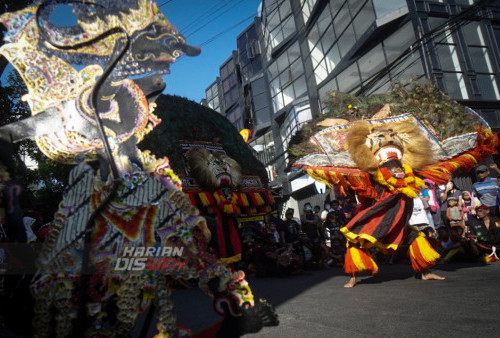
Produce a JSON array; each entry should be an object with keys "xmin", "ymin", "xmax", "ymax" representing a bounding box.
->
[
  {"xmin": 2, "ymin": 262, "xmax": 499, "ymax": 337},
  {"xmin": 168, "ymin": 262, "xmax": 500, "ymax": 338}
]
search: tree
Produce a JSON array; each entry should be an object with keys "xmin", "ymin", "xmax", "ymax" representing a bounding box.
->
[{"xmin": 1, "ymin": 0, "xmax": 69, "ymax": 221}]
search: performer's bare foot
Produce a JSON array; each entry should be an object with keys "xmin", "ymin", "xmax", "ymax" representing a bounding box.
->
[
  {"xmin": 421, "ymin": 269, "xmax": 445, "ymax": 280},
  {"xmin": 344, "ymin": 276, "xmax": 356, "ymax": 288}
]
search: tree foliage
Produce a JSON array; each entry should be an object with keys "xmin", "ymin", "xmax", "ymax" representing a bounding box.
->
[{"xmin": 1, "ymin": 0, "xmax": 69, "ymax": 221}]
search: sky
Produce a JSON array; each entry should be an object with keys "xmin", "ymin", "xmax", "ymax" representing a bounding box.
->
[
  {"xmin": 1, "ymin": 1, "xmax": 262, "ymax": 103},
  {"xmin": 156, "ymin": 0, "xmax": 263, "ymax": 102}
]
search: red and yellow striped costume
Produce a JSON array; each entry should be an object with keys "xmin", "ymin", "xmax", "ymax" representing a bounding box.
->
[{"xmin": 341, "ymin": 179, "xmax": 440, "ymax": 275}]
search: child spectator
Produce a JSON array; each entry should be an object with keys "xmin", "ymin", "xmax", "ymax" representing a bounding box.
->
[
  {"xmin": 460, "ymin": 191, "xmax": 480, "ymax": 230},
  {"xmin": 313, "ymin": 205, "xmax": 321, "ymax": 217},
  {"xmin": 446, "ymin": 196, "xmax": 465, "ymax": 236},
  {"xmin": 423, "ymin": 179, "xmax": 442, "ymax": 228},
  {"xmin": 439, "ymin": 180, "xmax": 462, "ymax": 227}
]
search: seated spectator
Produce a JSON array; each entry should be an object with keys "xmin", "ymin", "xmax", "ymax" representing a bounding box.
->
[
  {"xmin": 323, "ymin": 210, "xmax": 346, "ymax": 245},
  {"xmin": 241, "ymin": 232, "xmax": 259, "ymax": 275},
  {"xmin": 423, "ymin": 226, "xmax": 439, "ymax": 251},
  {"xmin": 269, "ymin": 210, "xmax": 285, "ymax": 241},
  {"xmin": 256, "ymin": 234, "xmax": 286, "ymax": 277},
  {"xmin": 441, "ymin": 227, "xmax": 481, "ymax": 263},
  {"xmin": 330, "ymin": 200, "xmax": 341, "ymax": 212},
  {"xmin": 328, "ymin": 238, "xmax": 346, "ymax": 267},
  {"xmin": 267, "ymin": 222, "xmax": 280, "ymax": 243},
  {"xmin": 293, "ymin": 232, "xmax": 319, "ymax": 270},
  {"xmin": 276, "ymin": 244, "xmax": 303, "ymax": 276},
  {"xmin": 465, "ymin": 204, "xmax": 500, "ymax": 262},
  {"xmin": 436, "ymin": 227, "xmax": 454, "ymax": 254},
  {"xmin": 466, "ymin": 204, "xmax": 500, "ymax": 246}
]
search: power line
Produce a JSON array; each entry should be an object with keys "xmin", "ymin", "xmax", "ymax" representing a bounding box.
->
[
  {"xmin": 185, "ymin": 0, "xmax": 246, "ymax": 39},
  {"xmin": 179, "ymin": 0, "xmax": 233, "ymax": 35},
  {"xmin": 157, "ymin": 0, "xmax": 175, "ymax": 8},
  {"xmin": 198, "ymin": 13, "xmax": 256, "ymax": 47},
  {"xmin": 190, "ymin": 0, "xmax": 284, "ymax": 47}
]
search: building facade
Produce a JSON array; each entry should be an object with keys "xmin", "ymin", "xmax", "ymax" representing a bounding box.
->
[{"xmin": 203, "ymin": 0, "xmax": 500, "ymax": 206}]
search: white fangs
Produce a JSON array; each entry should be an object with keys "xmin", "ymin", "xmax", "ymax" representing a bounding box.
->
[
  {"xmin": 375, "ymin": 146, "xmax": 403, "ymax": 163},
  {"xmin": 217, "ymin": 174, "xmax": 232, "ymax": 186}
]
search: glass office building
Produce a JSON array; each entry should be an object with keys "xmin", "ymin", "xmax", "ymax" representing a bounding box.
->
[{"xmin": 204, "ymin": 0, "xmax": 500, "ymax": 200}]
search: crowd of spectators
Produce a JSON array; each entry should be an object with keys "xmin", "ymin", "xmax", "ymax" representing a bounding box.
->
[
  {"xmin": 237, "ymin": 197, "xmax": 360, "ymax": 277},
  {"xmin": 416, "ymin": 163, "xmax": 500, "ymax": 264},
  {"xmin": 0, "ymin": 199, "xmax": 48, "ymax": 334},
  {"xmin": 237, "ymin": 163, "xmax": 500, "ymax": 278}
]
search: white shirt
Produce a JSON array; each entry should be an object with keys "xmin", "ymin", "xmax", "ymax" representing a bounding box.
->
[{"xmin": 409, "ymin": 197, "xmax": 429, "ymax": 226}]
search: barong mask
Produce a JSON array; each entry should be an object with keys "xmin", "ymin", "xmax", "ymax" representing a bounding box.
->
[
  {"xmin": 186, "ymin": 146, "xmax": 242, "ymax": 198},
  {"xmin": 366, "ymin": 127, "xmax": 404, "ymax": 166}
]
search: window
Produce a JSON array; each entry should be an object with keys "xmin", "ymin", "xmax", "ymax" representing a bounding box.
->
[
  {"xmin": 358, "ymin": 44, "xmax": 386, "ymax": 81},
  {"xmin": 263, "ymin": 0, "xmax": 295, "ymax": 49},
  {"xmin": 337, "ymin": 63, "xmax": 361, "ymax": 93},
  {"xmin": 337, "ymin": 25, "xmax": 356, "ymax": 57},
  {"xmin": 430, "ymin": 21, "xmax": 470, "ymax": 100},
  {"xmin": 437, "ymin": 43, "xmax": 461, "ymax": 72},
  {"xmin": 293, "ymin": 75, "xmax": 307, "ymax": 97},
  {"xmin": 469, "ymin": 47, "xmax": 493, "ymax": 73},
  {"xmin": 268, "ymin": 42, "xmax": 305, "ymax": 114},
  {"xmin": 280, "ymin": 102, "xmax": 312, "ymax": 151},
  {"xmin": 333, "ymin": 5, "xmax": 350, "ymax": 35},
  {"xmin": 477, "ymin": 74, "xmax": 500, "ymax": 100},
  {"xmin": 383, "ymin": 23, "xmax": 415, "ymax": 63},
  {"xmin": 349, "ymin": 0, "xmax": 365, "ymax": 17},
  {"xmin": 443, "ymin": 73, "xmax": 469, "ymax": 100},
  {"xmin": 462, "ymin": 21, "xmax": 499, "ymax": 99},
  {"xmin": 307, "ymin": 3, "xmax": 345, "ymax": 87},
  {"xmin": 454, "ymin": 0, "xmax": 475, "ymax": 6},
  {"xmin": 301, "ymin": 0, "xmax": 318, "ymax": 24},
  {"xmin": 352, "ymin": 1, "xmax": 375, "ymax": 39},
  {"xmin": 392, "ymin": 56, "xmax": 425, "ymax": 89},
  {"xmin": 318, "ymin": 77, "xmax": 338, "ymax": 107},
  {"xmin": 325, "ymin": 44, "xmax": 341, "ymax": 73},
  {"xmin": 372, "ymin": 0, "xmax": 407, "ymax": 19},
  {"xmin": 462, "ymin": 22, "xmax": 484, "ymax": 45},
  {"xmin": 250, "ymin": 131, "xmax": 277, "ymax": 181}
]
